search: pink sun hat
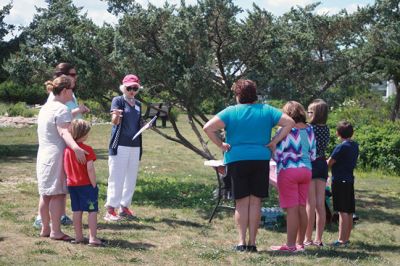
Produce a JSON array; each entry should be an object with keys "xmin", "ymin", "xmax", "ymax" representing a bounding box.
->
[{"xmin": 122, "ymin": 74, "xmax": 140, "ymax": 87}]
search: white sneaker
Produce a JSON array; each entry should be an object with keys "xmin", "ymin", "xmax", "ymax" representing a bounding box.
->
[{"xmin": 104, "ymin": 211, "xmax": 121, "ymax": 222}]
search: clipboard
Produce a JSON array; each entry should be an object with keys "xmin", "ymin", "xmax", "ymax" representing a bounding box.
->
[{"xmin": 132, "ymin": 116, "xmax": 157, "ymax": 140}]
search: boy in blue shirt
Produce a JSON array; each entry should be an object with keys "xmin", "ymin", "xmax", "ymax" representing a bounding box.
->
[{"xmin": 328, "ymin": 121, "xmax": 359, "ymax": 247}]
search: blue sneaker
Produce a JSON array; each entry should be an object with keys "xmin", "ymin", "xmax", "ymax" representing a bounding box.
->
[
  {"xmin": 60, "ymin": 215, "xmax": 73, "ymax": 225},
  {"xmin": 33, "ymin": 216, "xmax": 42, "ymax": 229},
  {"xmin": 331, "ymin": 240, "xmax": 349, "ymax": 247}
]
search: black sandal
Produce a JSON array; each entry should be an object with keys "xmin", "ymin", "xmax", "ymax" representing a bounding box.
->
[
  {"xmin": 246, "ymin": 245, "xmax": 258, "ymax": 252},
  {"xmin": 234, "ymin": 244, "xmax": 247, "ymax": 252}
]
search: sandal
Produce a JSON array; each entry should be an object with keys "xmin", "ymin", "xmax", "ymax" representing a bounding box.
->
[
  {"xmin": 270, "ymin": 244, "xmax": 297, "ymax": 252},
  {"xmin": 88, "ymin": 241, "xmax": 106, "ymax": 247},
  {"xmin": 50, "ymin": 234, "xmax": 74, "ymax": 242},
  {"xmin": 331, "ymin": 240, "xmax": 349, "ymax": 247},
  {"xmin": 303, "ymin": 240, "xmax": 313, "ymax": 246},
  {"xmin": 313, "ymin": 241, "xmax": 324, "ymax": 247},
  {"xmin": 71, "ymin": 239, "xmax": 86, "ymax": 244},
  {"xmin": 233, "ymin": 245, "xmax": 247, "ymax": 252},
  {"xmin": 246, "ymin": 245, "xmax": 258, "ymax": 253}
]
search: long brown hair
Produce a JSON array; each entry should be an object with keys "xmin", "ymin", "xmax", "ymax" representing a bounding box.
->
[{"xmin": 308, "ymin": 99, "xmax": 328, "ymax": 124}]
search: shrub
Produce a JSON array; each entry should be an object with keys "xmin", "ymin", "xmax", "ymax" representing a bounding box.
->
[
  {"xmin": 326, "ymin": 96, "xmax": 400, "ymax": 174},
  {"xmin": 0, "ymin": 81, "xmax": 47, "ymax": 104},
  {"xmin": 82, "ymin": 99, "xmax": 109, "ymax": 122},
  {"xmin": 7, "ymin": 102, "xmax": 37, "ymax": 117},
  {"xmin": 355, "ymin": 122, "xmax": 400, "ymax": 174}
]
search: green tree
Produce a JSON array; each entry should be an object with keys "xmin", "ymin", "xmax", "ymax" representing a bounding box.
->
[
  {"xmin": 4, "ymin": 0, "xmax": 117, "ymax": 104},
  {"xmin": 364, "ymin": 0, "xmax": 400, "ymax": 121},
  {"xmin": 260, "ymin": 3, "xmax": 373, "ymax": 104},
  {"xmin": 0, "ymin": 3, "xmax": 19, "ymax": 82},
  {"xmin": 105, "ymin": 0, "xmax": 276, "ymax": 159}
]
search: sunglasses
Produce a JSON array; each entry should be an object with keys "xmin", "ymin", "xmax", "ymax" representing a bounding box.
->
[
  {"xmin": 126, "ymin": 86, "xmax": 139, "ymax": 92},
  {"xmin": 68, "ymin": 73, "xmax": 77, "ymax": 77}
]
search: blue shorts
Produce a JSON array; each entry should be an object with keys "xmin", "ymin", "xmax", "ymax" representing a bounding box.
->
[
  {"xmin": 68, "ymin": 185, "xmax": 99, "ymax": 212},
  {"xmin": 312, "ymin": 157, "xmax": 328, "ymax": 180}
]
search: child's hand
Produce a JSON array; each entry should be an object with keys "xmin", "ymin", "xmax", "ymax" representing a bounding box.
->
[{"xmin": 219, "ymin": 142, "xmax": 231, "ymax": 152}]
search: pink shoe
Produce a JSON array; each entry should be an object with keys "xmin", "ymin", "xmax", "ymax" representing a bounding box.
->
[
  {"xmin": 270, "ymin": 244, "xmax": 297, "ymax": 252},
  {"xmin": 296, "ymin": 244, "xmax": 305, "ymax": 252}
]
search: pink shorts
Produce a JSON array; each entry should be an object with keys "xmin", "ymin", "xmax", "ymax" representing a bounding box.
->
[{"xmin": 277, "ymin": 168, "xmax": 312, "ymax": 208}]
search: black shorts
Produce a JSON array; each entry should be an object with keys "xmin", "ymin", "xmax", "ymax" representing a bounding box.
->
[
  {"xmin": 312, "ymin": 157, "xmax": 328, "ymax": 180},
  {"xmin": 227, "ymin": 160, "xmax": 269, "ymax": 200},
  {"xmin": 332, "ymin": 180, "xmax": 355, "ymax": 213}
]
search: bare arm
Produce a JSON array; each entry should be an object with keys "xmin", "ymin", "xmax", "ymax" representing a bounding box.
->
[
  {"xmin": 203, "ymin": 116, "xmax": 231, "ymax": 152},
  {"xmin": 110, "ymin": 109, "xmax": 123, "ymax": 125},
  {"xmin": 267, "ymin": 113, "xmax": 295, "ymax": 153},
  {"xmin": 327, "ymin": 157, "xmax": 336, "ymax": 168},
  {"xmin": 57, "ymin": 123, "xmax": 87, "ymax": 164},
  {"xmin": 87, "ymin": 160, "xmax": 96, "ymax": 187},
  {"xmin": 70, "ymin": 104, "xmax": 90, "ymax": 118}
]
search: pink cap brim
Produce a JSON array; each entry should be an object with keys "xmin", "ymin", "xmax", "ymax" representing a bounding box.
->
[{"xmin": 123, "ymin": 82, "xmax": 140, "ymax": 87}]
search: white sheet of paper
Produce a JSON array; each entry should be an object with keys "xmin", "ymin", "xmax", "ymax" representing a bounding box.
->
[{"xmin": 132, "ymin": 116, "xmax": 158, "ymax": 140}]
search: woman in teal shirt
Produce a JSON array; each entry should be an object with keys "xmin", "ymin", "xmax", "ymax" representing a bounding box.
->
[{"xmin": 203, "ymin": 79, "xmax": 294, "ymax": 252}]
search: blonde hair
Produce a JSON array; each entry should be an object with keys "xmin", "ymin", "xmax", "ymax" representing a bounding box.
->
[
  {"xmin": 70, "ymin": 119, "xmax": 91, "ymax": 141},
  {"xmin": 282, "ymin": 101, "xmax": 307, "ymax": 123},
  {"xmin": 44, "ymin": 75, "xmax": 71, "ymax": 95}
]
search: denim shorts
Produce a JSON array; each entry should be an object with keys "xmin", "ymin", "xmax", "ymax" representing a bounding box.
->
[
  {"xmin": 312, "ymin": 157, "xmax": 328, "ymax": 180},
  {"xmin": 68, "ymin": 185, "xmax": 99, "ymax": 212}
]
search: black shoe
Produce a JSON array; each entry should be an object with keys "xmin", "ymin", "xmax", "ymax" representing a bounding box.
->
[
  {"xmin": 234, "ymin": 245, "xmax": 247, "ymax": 252},
  {"xmin": 246, "ymin": 245, "xmax": 258, "ymax": 252}
]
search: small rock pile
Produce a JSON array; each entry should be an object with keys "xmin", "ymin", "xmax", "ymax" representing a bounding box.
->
[{"xmin": 0, "ymin": 116, "xmax": 38, "ymax": 128}]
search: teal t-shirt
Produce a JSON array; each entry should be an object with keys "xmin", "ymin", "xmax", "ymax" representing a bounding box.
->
[{"xmin": 217, "ymin": 103, "xmax": 282, "ymax": 164}]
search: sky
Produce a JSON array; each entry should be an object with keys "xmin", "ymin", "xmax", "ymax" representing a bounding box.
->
[{"xmin": 2, "ymin": 0, "xmax": 375, "ymax": 39}]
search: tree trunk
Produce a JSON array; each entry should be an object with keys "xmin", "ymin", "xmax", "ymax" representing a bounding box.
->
[{"xmin": 390, "ymin": 77, "xmax": 400, "ymax": 122}]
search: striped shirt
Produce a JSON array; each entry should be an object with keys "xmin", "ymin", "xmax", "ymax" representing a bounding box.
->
[{"xmin": 273, "ymin": 125, "xmax": 316, "ymax": 173}]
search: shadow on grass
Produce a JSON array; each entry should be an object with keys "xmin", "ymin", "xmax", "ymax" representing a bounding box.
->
[
  {"xmin": 353, "ymin": 242, "xmax": 400, "ymax": 252},
  {"xmin": 134, "ymin": 177, "xmax": 280, "ymax": 209},
  {"xmin": 262, "ymin": 248, "xmax": 379, "ymax": 260},
  {"xmin": 0, "ymin": 144, "xmax": 38, "ymax": 162},
  {"xmin": 355, "ymin": 189, "xmax": 400, "ymax": 225},
  {"xmin": 140, "ymin": 217, "xmax": 205, "ymax": 228},
  {"xmin": 98, "ymin": 221, "xmax": 156, "ymax": 231},
  {"xmin": 104, "ymin": 239, "xmax": 156, "ymax": 250}
]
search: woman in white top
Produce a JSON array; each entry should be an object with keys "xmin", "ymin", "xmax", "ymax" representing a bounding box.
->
[
  {"xmin": 37, "ymin": 75, "xmax": 86, "ymax": 241},
  {"xmin": 34, "ymin": 63, "xmax": 90, "ymax": 229}
]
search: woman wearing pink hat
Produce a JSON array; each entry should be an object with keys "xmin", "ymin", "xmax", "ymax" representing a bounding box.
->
[{"xmin": 104, "ymin": 74, "xmax": 143, "ymax": 221}]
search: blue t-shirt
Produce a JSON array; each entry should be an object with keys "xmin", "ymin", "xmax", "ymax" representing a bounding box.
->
[
  {"xmin": 330, "ymin": 140, "xmax": 359, "ymax": 182},
  {"xmin": 217, "ymin": 103, "xmax": 282, "ymax": 164},
  {"xmin": 110, "ymin": 97, "xmax": 141, "ymax": 147}
]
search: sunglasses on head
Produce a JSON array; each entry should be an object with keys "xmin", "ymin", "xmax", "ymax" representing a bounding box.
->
[{"xmin": 126, "ymin": 86, "xmax": 139, "ymax": 92}]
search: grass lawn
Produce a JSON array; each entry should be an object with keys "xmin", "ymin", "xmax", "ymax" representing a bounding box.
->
[{"xmin": 0, "ymin": 121, "xmax": 399, "ymax": 265}]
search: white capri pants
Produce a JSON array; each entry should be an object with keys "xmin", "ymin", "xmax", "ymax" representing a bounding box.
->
[{"xmin": 106, "ymin": 146, "xmax": 140, "ymax": 208}]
